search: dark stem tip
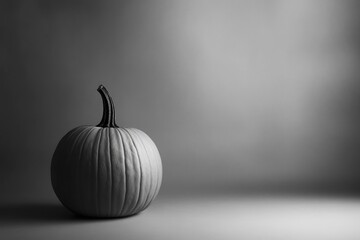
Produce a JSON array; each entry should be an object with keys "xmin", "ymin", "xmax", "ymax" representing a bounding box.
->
[{"xmin": 97, "ymin": 85, "xmax": 105, "ymax": 91}]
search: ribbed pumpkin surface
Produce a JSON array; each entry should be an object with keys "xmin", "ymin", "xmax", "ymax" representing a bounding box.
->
[{"xmin": 51, "ymin": 126, "xmax": 162, "ymax": 217}]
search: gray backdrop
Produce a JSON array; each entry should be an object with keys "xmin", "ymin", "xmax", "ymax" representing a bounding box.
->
[{"xmin": 2, "ymin": 0, "xmax": 360, "ymax": 202}]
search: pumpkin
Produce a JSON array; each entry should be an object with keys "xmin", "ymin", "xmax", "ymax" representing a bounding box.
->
[{"xmin": 51, "ymin": 85, "xmax": 162, "ymax": 217}]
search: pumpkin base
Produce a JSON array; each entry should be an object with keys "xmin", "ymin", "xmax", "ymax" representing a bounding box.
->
[{"xmin": 63, "ymin": 205, "xmax": 143, "ymax": 219}]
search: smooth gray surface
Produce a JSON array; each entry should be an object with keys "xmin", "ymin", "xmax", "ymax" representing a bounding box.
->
[
  {"xmin": 3, "ymin": 1, "xmax": 360, "ymax": 201},
  {"xmin": 1, "ymin": 195, "xmax": 360, "ymax": 240}
]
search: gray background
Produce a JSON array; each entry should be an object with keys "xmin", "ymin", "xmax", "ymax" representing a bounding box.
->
[{"xmin": 3, "ymin": 0, "xmax": 360, "ymax": 204}]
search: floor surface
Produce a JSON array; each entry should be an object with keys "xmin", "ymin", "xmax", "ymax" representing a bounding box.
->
[{"xmin": 1, "ymin": 194, "xmax": 360, "ymax": 240}]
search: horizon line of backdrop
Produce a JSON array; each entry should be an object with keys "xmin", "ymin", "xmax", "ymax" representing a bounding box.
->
[{"xmin": 2, "ymin": 0, "xmax": 360, "ymax": 201}]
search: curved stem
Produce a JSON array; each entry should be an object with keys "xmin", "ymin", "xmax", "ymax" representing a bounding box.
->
[{"xmin": 97, "ymin": 85, "xmax": 118, "ymax": 128}]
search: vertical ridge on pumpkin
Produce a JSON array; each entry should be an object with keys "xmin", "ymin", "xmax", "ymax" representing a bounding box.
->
[
  {"xmin": 107, "ymin": 128, "xmax": 113, "ymax": 216},
  {"xmin": 102, "ymin": 128, "xmax": 109, "ymax": 216},
  {"xmin": 140, "ymin": 130, "xmax": 158, "ymax": 207},
  {"xmin": 133, "ymin": 129, "xmax": 156, "ymax": 211},
  {"xmin": 114, "ymin": 128, "xmax": 125, "ymax": 216},
  {"xmin": 124, "ymin": 128, "xmax": 143, "ymax": 214},
  {"xmin": 94, "ymin": 129, "xmax": 103, "ymax": 216},
  {"xmin": 131, "ymin": 129, "xmax": 152, "ymax": 212},
  {"xmin": 152, "ymin": 139, "xmax": 162, "ymax": 198},
  {"xmin": 139, "ymin": 130, "xmax": 162, "ymax": 209},
  {"xmin": 117, "ymin": 128, "xmax": 128, "ymax": 216},
  {"xmin": 121, "ymin": 128, "xmax": 140, "ymax": 216},
  {"xmin": 76, "ymin": 128, "xmax": 93, "ymax": 214},
  {"xmin": 151, "ymin": 136, "xmax": 162, "ymax": 198},
  {"xmin": 98, "ymin": 128, "xmax": 111, "ymax": 216},
  {"xmin": 122, "ymin": 128, "xmax": 132, "ymax": 216},
  {"xmin": 81, "ymin": 128, "xmax": 98, "ymax": 215}
]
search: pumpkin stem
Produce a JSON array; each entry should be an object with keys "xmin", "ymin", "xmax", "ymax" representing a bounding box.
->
[{"xmin": 97, "ymin": 85, "xmax": 119, "ymax": 128}]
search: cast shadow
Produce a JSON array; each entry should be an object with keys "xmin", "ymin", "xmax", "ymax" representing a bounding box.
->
[
  {"xmin": 0, "ymin": 203, "xmax": 79, "ymax": 227},
  {"xmin": 0, "ymin": 202, "xmax": 136, "ymax": 227}
]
